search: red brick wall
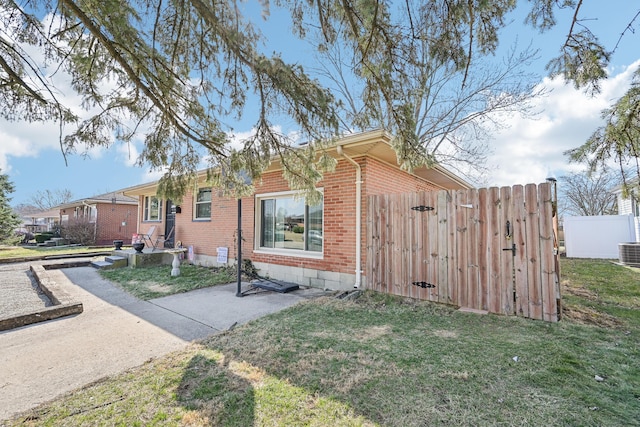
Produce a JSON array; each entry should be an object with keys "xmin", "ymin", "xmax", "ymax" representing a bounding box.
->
[
  {"xmin": 96, "ymin": 203, "xmax": 138, "ymax": 245},
  {"xmin": 363, "ymin": 158, "xmax": 440, "ymax": 195},
  {"xmin": 61, "ymin": 203, "xmax": 138, "ymax": 245},
  {"xmin": 172, "ymin": 191, "xmax": 252, "ymax": 261},
  {"xmin": 134, "ymin": 156, "xmax": 444, "ymax": 276}
]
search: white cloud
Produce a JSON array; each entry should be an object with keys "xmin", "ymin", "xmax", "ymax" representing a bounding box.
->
[
  {"xmin": 483, "ymin": 60, "xmax": 639, "ymax": 187},
  {"xmin": 140, "ymin": 168, "xmax": 166, "ymax": 184},
  {"xmin": 115, "ymin": 141, "xmax": 140, "ymax": 167},
  {"xmin": 0, "ymin": 120, "xmax": 62, "ymax": 171}
]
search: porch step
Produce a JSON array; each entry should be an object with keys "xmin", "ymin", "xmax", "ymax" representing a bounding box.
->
[
  {"xmin": 105, "ymin": 255, "xmax": 127, "ymax": 268},
  {"xmin": 90, "ymin": 260, "xmax": 112, "ymax": 269},
  {"xmin": 91, "ymin": 255, "xmax": 128, "ymax": 270}
]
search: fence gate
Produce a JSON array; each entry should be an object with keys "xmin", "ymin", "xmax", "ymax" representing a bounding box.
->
[{"xmin": 366, "ymin": 183, "xmax": 560, "ymax": 322}]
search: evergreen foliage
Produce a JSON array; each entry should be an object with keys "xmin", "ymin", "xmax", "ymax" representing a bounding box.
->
[
  {"xmin": 0, "ymin": 1, "xmax": 638, "ymax": 194},
  {"xmin": 0, "ymin": 171, "xmax": 22, "ymax": 244}
]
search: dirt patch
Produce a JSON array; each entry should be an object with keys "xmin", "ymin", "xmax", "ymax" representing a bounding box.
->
[
  {"xmin": 147, "ymin": 284, "xmax": 173, "ymax": 294},
  {"xmin": 433, "ymin": 329, "xmax": 458, "ymax": 339},
  {"xmin": 358, "ymin": 325, "xmax": 392, "ymax": 341},
  {"xmin": 562, "ymin": 305, "xmax": 623, "ymax": 328},
  {"xmin": 563, "ymin": 283, "xmax": 599, "ymax": 300},
  {"xmin": 310, "ymin": 325, "xmax": 392, "ymax": 342}
]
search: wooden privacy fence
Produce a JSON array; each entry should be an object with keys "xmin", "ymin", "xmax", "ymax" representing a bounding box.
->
[{"xmin": 366, "ymin": 183, "xmax": 560, "ymax": 322}]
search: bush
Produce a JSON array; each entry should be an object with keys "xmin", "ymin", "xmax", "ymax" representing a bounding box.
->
[
  {"xmin": 61, "ymin": 219, "xmax": 97, "ymax": 245},
  {"xmin": 35, "ymin": 233, "xmax": 53, "ymax": 243},
  {"xmin": 17, "ymin": 231, "xmax": 34, "ymax": 243},
  {"xmin": 293, "ymin": 226, "xmax": 304, "ymax": 233}
]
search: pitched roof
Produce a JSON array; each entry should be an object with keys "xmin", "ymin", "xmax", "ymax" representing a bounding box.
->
[
  {"xmin": 57, "ymin": 191, "xmax": 138, "ymax": 209},
  {"xmin": 122, "ymin": 129, "xmax": 474, "ymax": 196},
  {"xmin": 266, "ymin": 129, "xmax": 474, "ymax": 190},
  {"xmin": 19, "ymin": 208, "xmax": 60, "ymax": 220}
]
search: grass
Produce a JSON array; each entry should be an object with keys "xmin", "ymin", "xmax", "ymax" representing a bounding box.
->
[
  {"xmin": 5, "ymin": 258, "xmax": 640, "ymax": 426},
  {"xmin": 0, "ymin": 245, "xmax": 110, "ymax": 260},
  {"xmin": 99, "ymin": 264, "xmax": 237, "ymax": 300},
  {"xmin": 561, "ymin": 258, "xmax": 640, "ymax": 327}
]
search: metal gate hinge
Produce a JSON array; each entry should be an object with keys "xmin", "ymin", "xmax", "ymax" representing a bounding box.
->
[
  {"xmin": 411, "ymin": 206, "xmax": 434, "ymax": 212},
  {"xmin": 412, "ymin": 281, "xmax": 436, "ymax": 288}
]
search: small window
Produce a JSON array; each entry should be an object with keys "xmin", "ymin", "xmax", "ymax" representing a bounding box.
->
[
  {"xmin": 87, "ymin": 205, "xmax": 97, "ymax": 223},
  {"xmin": 195, "ymin": 188, "xmax": 212, "ymax": 219},
  {"xmin": 144, "ymin": 196, "xmax": 163, "ymax": 221},
  {"xmin": 256, "ymin": 191, "xmax": 323, "ymax": 254}
]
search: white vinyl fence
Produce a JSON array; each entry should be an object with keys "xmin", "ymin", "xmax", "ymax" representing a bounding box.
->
[{"xmin": 564, "ymin": 215, "xmax": 637, "ymax": 259}]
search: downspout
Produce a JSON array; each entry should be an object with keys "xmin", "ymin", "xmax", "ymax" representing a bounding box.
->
[{"xmin": 336, "ymin": 145, "xmax": 362, "ymax": 289}]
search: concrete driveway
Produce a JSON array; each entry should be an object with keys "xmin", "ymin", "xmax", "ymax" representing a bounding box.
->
[{"xmin": 0, "ymin": 265, "xmax": 328, "ymax": 420}]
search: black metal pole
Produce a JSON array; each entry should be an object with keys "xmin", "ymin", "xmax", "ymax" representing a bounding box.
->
[{"xmin": 236, "ymin": 197, "xmax": 243, "ymax": 297}]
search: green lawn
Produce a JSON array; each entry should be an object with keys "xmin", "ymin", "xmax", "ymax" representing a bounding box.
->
[
  {"xmin": 6, "ymin": 258, "xmax": 640, "ymax": 426},
  {"xmin": 0, "ymin": 245, "xmax": 110, "ymax": 260},
  {"xmin": 99, "ymin": 264, "xmax": 237, "ymax": 300}
]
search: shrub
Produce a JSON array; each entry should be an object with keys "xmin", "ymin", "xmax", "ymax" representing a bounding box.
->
[
  {"xmin": 35, "ymin": 233, "xmax": 52, "ymax": 243},
  {"xmin": 16, "ymin": 231, "xmax": 34, "ymax": 244},
  {"xmin": 61, "ymin": 219, "xmax": 97, "ymax": 245},
  {"xmin": 293, "ymin": 226, "xmax": 304, "ymax": 233}
]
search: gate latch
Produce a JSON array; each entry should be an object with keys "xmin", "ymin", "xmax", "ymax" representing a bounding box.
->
[{"xmin": 502, "ymin": 243, "xmax": 516, "ymax": 256}]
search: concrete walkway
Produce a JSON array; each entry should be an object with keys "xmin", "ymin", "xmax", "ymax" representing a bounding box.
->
[{"xmin": 0, "ymin": 264, "xmax": 330, "ymax": 421}]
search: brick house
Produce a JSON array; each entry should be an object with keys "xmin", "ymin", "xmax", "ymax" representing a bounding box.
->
[
  {"xmin": 57, "ymin": 191, "xmax": 138, "ymax": 245},
  {"xmin": 123, "ymin": 130, "xmax": 472, "ymax": 290}
]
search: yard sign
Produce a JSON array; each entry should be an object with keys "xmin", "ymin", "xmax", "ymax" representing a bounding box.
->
[{"xmin": 366, "ymin": 183, "xmax": 560, "ymax": 322}]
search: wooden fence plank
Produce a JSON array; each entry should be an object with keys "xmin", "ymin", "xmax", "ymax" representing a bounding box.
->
[
  {"xmin": 454, "ymin": 190, "xmax": 467, "ymax": 307},
  {"xmin": 426, "ymin": 190, "xmax": 438, "ymax": 301},
  {"xmin": 404, "ymin": 193, "xmax": 413, "ymax": 299},
  {"xmin": 499, "ymin": 186, "xmax": 514, "ymax": 315},
  {"xmin": 366, "ymin": 194, "xmax": 376, "ymax": 290},
  {"xmin": 410, "ymin": 192, "xmax": 420, "ymax": 299},
  {"xmin": 468, "ymin": 189, "xmax": 481, "ymax": 310},
  {"xmin": 404, "ymin": 193, "xmax": 413, "ymax": 298},
  {"xmin": 398, "ymin": 194, "xmax": 407, "ymax": 298},
  {"xmin": 437, "ymin": 190, "xmax": 450, "ymax": 304},
  {"xmin": 478, "ymin": 188, "xmax": 490, "ymax": 311},
  {"xmin": 419, "ymin": 191, "xmax": 431, "ymax": 301},
  {"xmin": 525, "ymin": 183, "xmax": 543, "ymax": 320},
  {"xmin": 398, "ymin": 194, "xmax": 408, "ymax": 298},
  {"xmin": 388, "ymin": 194, "xmax": 404, "ymax": 295},
  {"xmin": 374, "ymin": 194, "xmax": 382, "ymax": 291},
  {"xmin": 447, "ymin": 191, "xmax": 457, "ymax": 305},
  {"xmin": 538, "ymin": 183, "xmax": 559, "ymax": 322},
  {"xmin": 512, "ymin": 185, "xmax": 529, "ymax": 318},
  {"xmin": 381, "ymin": 194, "xmax": 390, "ymax": 294}
]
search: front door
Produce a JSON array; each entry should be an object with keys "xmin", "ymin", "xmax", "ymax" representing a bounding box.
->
[{"xmin": 164, "ymin": 200, "xmax": 176, "ymax": 248}]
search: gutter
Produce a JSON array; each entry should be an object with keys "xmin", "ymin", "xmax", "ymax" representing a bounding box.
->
[{"xmin": 336, "ymin": 145, "xmax": 363, "ymax": 289}]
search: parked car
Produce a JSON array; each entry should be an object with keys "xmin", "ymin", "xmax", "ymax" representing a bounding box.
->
[{"xmin": 308, "ymin": 230, "xmax": 323, "ymax": 245}]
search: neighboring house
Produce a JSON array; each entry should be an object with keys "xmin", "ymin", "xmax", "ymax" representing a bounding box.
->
[
  {"xmin": 17, "ymin": 208, "xmax": 60, "ymax": 234},
  {"xmin": 57, "ymin": 191, "xmax": 139, "ymax": 245},
  {"xmin": 615, "ymin": 184, "xmax": 640, "ymax": 241},
  {"xmin": 123, "ymin": 130, "xmax": 473, "ymax": 290}
]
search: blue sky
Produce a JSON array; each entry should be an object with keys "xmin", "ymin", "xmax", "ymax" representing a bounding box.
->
[{"xmin": 2, "ymin": 1, "xmax": 639, "ymax": 207}]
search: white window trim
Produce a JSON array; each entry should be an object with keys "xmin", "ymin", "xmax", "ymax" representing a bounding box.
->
[
  {"xmin": 86, "ymin": 204, "xmax": 97, "ymax": 223},
  {"xmin": 143, "ymin": 195, "xmax": 163, "ymax": 222},
  {"xmin": 194, "ymin": 187, "xmax": 212, "ymax": 220},
  {"xmin": 254, "ymin": 189, "xmax": 324, "ymax": 259}
]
